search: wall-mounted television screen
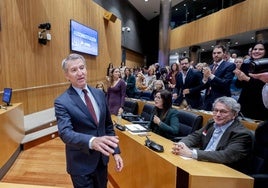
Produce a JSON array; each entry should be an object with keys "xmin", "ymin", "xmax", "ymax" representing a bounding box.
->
[
  {"xmin": 2, "ymin": 88, "xmax": 12, "ymax": 106},
  {"xmin": 70, "ymin": 19, "xmax": 98, "ymax": 56}
]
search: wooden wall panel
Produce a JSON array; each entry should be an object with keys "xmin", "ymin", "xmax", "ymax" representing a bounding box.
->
[
  {"xmin": 0, "ymin": 0, "xmax": 121, "ymax": 115},
  {"xmin": 170, "ymin": 0, "xmax": 268, "ymax": 50},
  {"xmin": 125, "ymin": 50, "xmax": 145, "ymax": 69}
]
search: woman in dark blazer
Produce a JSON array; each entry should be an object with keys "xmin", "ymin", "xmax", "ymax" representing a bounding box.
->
[
  {"xmin": 150, "ymin": 90, "xmax": 180, "ymax": 140},
  {"xmin": 124, "ymin": 67, "xmax": 137, "ymax": 98}
]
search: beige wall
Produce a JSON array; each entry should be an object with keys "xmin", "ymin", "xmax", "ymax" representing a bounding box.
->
[{"xmin": 0, "ymin": 0, "xmax": 121, "ymax": 114}]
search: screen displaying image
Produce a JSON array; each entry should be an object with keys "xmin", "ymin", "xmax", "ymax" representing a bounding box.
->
[
  {"xmin": 2, "ymin": 88, "xmax": 12, "ymax": 106},
  {"xmin": 70, "ymin": 19, "xmax": 98, "ymax": 56}
]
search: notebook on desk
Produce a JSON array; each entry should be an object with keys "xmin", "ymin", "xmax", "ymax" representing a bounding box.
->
[{"xmin": 125, "ymin": 124, "xmax": 149, "ymax": 133}]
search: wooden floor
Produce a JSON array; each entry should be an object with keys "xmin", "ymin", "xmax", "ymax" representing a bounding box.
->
[
  {"xmin": 1, "ymin": 138, "xmax": 73, "ymax": 187},
  {"xmin": 1, "ymin": 137, "xmax": 114, "ymax": 187}
]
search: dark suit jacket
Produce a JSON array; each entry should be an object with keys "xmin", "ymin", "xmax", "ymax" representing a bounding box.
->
[
  {"xmin": 174, "ymin": 68, "xmax": 203, "ymax": 108},
  {"xmin": 125, "ymin": 75, "xmax": 137, "ymax": 98},
  {"xmin": 202, "ymin": 61, "xmax": 236, "ymax": 110},
  {"xmin": 150, "ymin": 108, "xmax": 180, "ymax": 139},
  {"xmin": 54, "ymin": 85, "xmax": 119, "ymax": 175},
  {"xmin": 235, "ymin": 63, "xmax": 268, "ymax": 120},
  {"xmin": 180, "ymin": 118, "xmax": 253, "ymax": 172}
]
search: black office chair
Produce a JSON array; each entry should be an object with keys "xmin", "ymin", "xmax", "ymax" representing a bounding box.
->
[
  {"xmin": 248, "ymin": 121, "xmax": 268, "ymax": 188},
  {"xmin": 130, "ymin": 103, "xmax": 156, "ymax": 128},
  {"xmin": 123, "ymin": 100, "xmax": 138, "ymax": 115},
  {"xmin": 172, "ymin": 109, "xmax": 203, "ymax": 142}
]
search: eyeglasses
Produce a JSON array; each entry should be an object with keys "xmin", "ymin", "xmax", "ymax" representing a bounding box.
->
[
  {"xmin": 212, "ymin": 109, "xmax": 230, "ymax": 115},
  {"xmin": 154, "ymin": 95, "xmax": 161, "ymax": 100}
]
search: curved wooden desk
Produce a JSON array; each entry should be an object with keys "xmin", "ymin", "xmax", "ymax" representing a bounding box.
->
[
  {"xmin": 108, "ymin": 116, "xmax": 253, "ymax": 188},
  {"xmin": 0, "ymin": 103, "xmax": 24, "ymax": 179}
]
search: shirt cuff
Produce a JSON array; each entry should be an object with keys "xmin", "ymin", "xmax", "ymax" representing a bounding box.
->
[
  {"xmin": 192, "ymin": 149, "xmax": 198, "ymax": 159},
  {"xmin": 89, "ymin": 137, "xmax": 96, "ymax": 149},
  {"xmin": 209, "ymin": 74, "xmax": 215, "ymax": 80}
]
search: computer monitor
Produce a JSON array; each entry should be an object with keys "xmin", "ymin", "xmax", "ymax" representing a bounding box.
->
[{"xmin": 2, "ymin": 88, "xmax": 12, "ymax": 106}]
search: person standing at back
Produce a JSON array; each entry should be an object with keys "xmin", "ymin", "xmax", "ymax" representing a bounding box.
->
[
  {"xmin": 234, "ymin": 42, "xmax": 268, "ymax": 121},
  {"xmin": 201, "ymin": 45, "xmax": 236, "ymax": 111},
  {"xmin": 173, "ymin": 57, "xmax": 203, "ymax": 109},
  {"xmin": 107, "ymin": 67, "xmax": 126, "ymax": 115},
  {"xmin": 54, "ymin": 54, "xmax": 123, "ymax": 188},
  {"xmin": 124, "ymin": 67, "xmax": 137, "ymax": 98}
]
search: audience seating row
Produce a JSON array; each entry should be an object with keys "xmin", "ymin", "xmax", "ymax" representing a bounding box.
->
[{"xmin": 122, "ymin": 100, "xmax": 203, "ymax": 141}]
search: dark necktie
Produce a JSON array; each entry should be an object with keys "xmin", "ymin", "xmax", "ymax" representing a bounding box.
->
[
  {"xmin": 82, "ymin": 89, "xmax": 98, "ymax": 124},
  {"xmin": 206, "ymin": 63, "xmax": 218, "ymax": 96},
  {"xmin": 211, "ymin": 63, "xmax": 218, "ymax": 74}
]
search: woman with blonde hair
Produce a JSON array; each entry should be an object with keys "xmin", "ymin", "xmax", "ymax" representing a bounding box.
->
[
  {"xmin": 136, "ymin": 72, "xmax": 147, "ymax": 91},
  {"xmin": 145, "ymin": 65, "xmax": 156, "ymax": 89},
  {"xmin": 95, "ymin": 81, "xmax": 106, "ymax": 94}
]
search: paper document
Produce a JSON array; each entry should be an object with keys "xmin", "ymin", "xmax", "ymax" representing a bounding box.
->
[{"xmin": 125, "ymin": 124, "xmax": 149, "ymax": 133}]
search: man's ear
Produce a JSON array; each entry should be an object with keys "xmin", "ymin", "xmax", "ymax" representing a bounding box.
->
[
  {"xmin": 233, "ymin": 112, "xmax": 238, "ymax": 119},
  {"xmin": 64, "ymin": 72, "xmax": 69, "ymax": 81}
]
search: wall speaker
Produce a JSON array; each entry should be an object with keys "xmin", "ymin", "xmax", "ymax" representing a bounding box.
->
[{"xmin": 103, "ymin": 11, "xmax": 117, "ymax": 23}]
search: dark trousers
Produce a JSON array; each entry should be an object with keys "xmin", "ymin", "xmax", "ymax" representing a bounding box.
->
[{"xmin": 70, "ymin": 160, "xmax": 108, "ymax": 188}]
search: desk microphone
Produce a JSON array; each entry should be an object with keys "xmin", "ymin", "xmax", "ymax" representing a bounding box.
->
[{"xmin": 145, "ymin": 136, "xmax": 164, "ymax": 152}]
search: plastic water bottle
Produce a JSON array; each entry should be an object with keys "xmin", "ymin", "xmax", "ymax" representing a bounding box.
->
[{"xmin": 117, "ymin": 114, "xmax": 122, "ymax": 125}]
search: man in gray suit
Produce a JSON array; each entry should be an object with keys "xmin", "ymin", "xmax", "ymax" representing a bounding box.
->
[
  {"xmin": 172, "ymin": 96, "xmax": 253, "ymax": 172},
  {"xmin": 54, "ymin": 53, "xmax": 123, "ymax": 188}
]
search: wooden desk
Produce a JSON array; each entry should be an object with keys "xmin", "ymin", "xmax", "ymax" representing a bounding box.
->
[
  {"xmin": 108, "ymin": 117, "xmax": 254, "ymax": 188},
  {"xmin": 0, "ymin": 182, "xmax": 62, "ymax": 188},
  {"xmin": 0, "ymin": 103, "xmax": 24, "ymax": 179}
]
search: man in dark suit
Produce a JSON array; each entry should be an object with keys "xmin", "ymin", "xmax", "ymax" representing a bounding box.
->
[
  {"xmin": 171, "ymin": 96, "xmax": 253, "ymax": 172},
  {"xmin": 201, "ymin": 45, "xmax": 236, "ymax": 111},
  {"xmin": 54, "ymin": 53, "xmax": 123, "ymax": 188},
  {"xmin": 173, "ymin": 57, "xmax": 203, "ymax": 109}
]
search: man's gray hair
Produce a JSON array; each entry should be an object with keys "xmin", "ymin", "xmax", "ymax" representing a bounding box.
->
[
  {"xmin": 212, "ymin": 96, "xmax": 241, "ymax": 114},
  {"xmin": 61, "ymin": 53, "xmax": 86, "ymax": 72}
]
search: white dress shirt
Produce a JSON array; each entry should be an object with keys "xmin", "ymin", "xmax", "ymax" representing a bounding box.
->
[{"xmin": 262, "ymin": 83, "xmax": 268, "ymax": 109}]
